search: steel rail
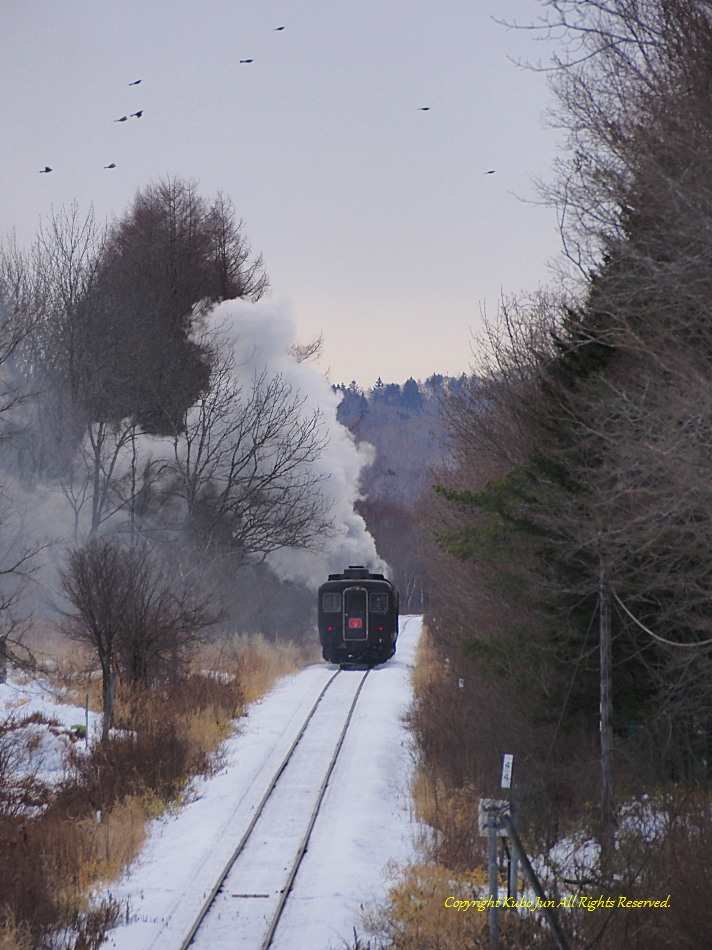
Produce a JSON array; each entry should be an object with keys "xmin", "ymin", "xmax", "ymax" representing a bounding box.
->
[
  {"xmin": 260, "ymin": 668, "xmax": 371, "ymax": 950},
  {"xmin": 177, "ymin": 668, "xmax": 343, "ymax": 950}
]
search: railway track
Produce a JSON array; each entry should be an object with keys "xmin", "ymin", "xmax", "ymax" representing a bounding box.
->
[{"xmin": 176, "ymin": 667, "xmax": 370, "ymax": 950}]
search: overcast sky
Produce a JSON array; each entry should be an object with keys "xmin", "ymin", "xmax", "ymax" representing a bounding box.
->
[{"xmin": 2, "ymin": 0, "xmax": 564, "ymax": 387}]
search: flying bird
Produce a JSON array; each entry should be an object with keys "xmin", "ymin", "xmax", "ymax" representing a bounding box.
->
[
  {"xmin": 130, "ymin": 110, "xmax": 143, "ymax": 118},
  {"xmin": 104, "ymin": 163, "xmax": 116, "ymax": 169},
  {"xmin": 484, "ymin": 169, "xmax": 495, "ymax": 174},
  {"xmin": 419, "ymin": 107, "xmax": 430, "ymax": 111},
  {"xmin": 274, "ymin": 26, "xmax": 285, "ymax": 30},
  {"xmin": 240, "ymin": 59, "xmax": 254, "ymax": 63},
  {"xmin": 39, "ymin": 166, "xmax": 53, "ymax": 173},
  {"xmin": 128, "ymin": 79, "xmax": 142, "ymax": 85},
  {"xmin": 114, "ymin": 115, "xmax": 128, "ymax": 122}
]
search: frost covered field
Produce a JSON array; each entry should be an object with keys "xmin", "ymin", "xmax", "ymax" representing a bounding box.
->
[{"xmin": 96, "ymin": 615, "xmax": 422, "ymax": 950}]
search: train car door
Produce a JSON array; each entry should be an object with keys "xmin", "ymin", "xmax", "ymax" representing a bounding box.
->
[{"xmin": 343, "ymin": 587, "xmax": 368, "ymax": 640}]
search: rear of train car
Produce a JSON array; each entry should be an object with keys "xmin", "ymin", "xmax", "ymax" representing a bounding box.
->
[{"xmin": 318, "ymin": 565, "xmax": 399, "ymax": 666}]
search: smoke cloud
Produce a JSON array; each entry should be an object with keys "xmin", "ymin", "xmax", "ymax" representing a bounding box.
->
[
  {"xmin": 2, "ymin": 297, "xmax": 386, "ymax": 621},
  {"xmin": 203, "ymin": 298, "xmax": 387, "ymax": 588}
]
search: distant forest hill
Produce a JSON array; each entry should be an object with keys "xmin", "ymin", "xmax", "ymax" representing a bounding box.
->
[{"xmin": 333, "ymin": 374, "xmax": 471, "ymax": 609}]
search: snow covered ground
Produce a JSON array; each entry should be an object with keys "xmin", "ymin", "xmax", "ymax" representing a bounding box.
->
[
  {"xmin": 100, "ymin": 614, "xmax": 423, "ymax": 950},
  {"xmin": 0, "ymin": 675, "xmax": 101, "ymax": 785}
]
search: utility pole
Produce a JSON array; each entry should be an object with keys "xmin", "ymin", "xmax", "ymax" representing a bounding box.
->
[
  {"xmin": 599, "ymin": 567, "xmax": 615, "ymax": 870},
  {"xmin": 502, "ymin": 815, "xmax": 571, "ymax": 950},
  {"xmin": 487, "ymin": 807, "xmax": 499, "ymax": 950}
]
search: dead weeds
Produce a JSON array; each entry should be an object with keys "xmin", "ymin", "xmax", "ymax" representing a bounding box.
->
[{"xmin": 0, "ymin": 626, "xmax": 306, "ymax": 948}]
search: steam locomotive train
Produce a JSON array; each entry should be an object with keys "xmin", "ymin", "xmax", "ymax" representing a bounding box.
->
[{"xmin": 318, "ymin": 566, "xmax": 399, "ymax": 666}]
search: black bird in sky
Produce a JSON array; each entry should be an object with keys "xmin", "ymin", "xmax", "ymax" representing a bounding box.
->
[
  {"xmin": 484, "ymin": 169, "xmax": 495, "ymax": 174},
  {"xmin": 129, "ymin": 79, "xmax": 142, "ymax": 85},
  {"xmin": 419, "ymin": 107, "xmax": 430, "ymax": 111},
  {"xmin": 274, "ymin": 26, "xmax": 285, "ymax": 30},
  {"xmin": 131, "ymin": 110, "xmax": 143, "ymax": 118},
  {"xmin": 114, "ymin": 115, "xmax": 128, "ymax": 122},
  {"xmin": 240, "ymin": 59, "xmax": 254, "ymax": 63},
  {"xmin": 104, "ymin": 163, "xmax": 116, "ymax": 169},
  {"xmin": 39, "ymin": 166, "xmax": 52, "ymax": 173}
]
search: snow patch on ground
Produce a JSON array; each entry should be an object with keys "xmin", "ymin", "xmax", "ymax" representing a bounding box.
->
[{"xmin": 0, "ymin": 676, "xmax": 101, "ymax": 784}]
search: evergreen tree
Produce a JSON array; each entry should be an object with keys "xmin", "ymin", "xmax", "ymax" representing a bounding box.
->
[{"xmin": 435, "ymin": 0, "xmax": 712, "ymax": 783}]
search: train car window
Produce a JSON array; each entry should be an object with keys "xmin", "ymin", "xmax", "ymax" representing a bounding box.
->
[
  {"xmin": 322, "ymin": 592, "xmax": 341, "ymax": 612},
  {"xmin": 369, "ymin": 592, "xmax": 389, "ymax": 613}
]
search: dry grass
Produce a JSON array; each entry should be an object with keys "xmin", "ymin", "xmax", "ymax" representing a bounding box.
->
[
  {"xmin": 0, "ymin": 804, "xmax": 124, "ymax": 947},
  {"xmin": 358, "ymin": 863, "xmax": 552, "ymax": 950},
  {"xmin": 362, "ymin": 864, "xmax": 488, "ymax": 949},
  {"xmin": 0, "ymin": 624, "xmax": 313, "ymax": 949},
  {"xmin": 83, "ymin": 796, "xmax": 151, "ymax": 884},
  {"xmin": 407, "ymin": 626, "xmax": 487, "ymax": 870},
  {"xmin": 0, "ymin": 690, "xmax": 217, "ymax": 948},
  {"xmin": 29, "ymin": 635, "xmax": 104, "ymax": 715},
  {"xmin": 411, "ymin": 772, "xmax": 486, "ymax": 870},
  {"xmin": 410, "ymin": 623, "xmax": 444, "ymax": 698},
  {"xmin": 409, "ymin": 627, "xmax": 461, "ymax": 847},
  {"xmin": 563, "ymin": 794, "xmax": 712, "ymax": 950},
  {"xmin": 0, "ymin": 910, "xmax": 32, "ymax": 950},
  {"xmin": 408, "ymin": 625, "xmax": 443, "ymax": 829},
  {"xmin": 21, "ymin": 623, "xmax": 314, "ymax": 714},
  {"xmin": 197, "ymin": 632, "xmax": 314, "ymax": 705},
  {"xmin": 24, "ymin": 796, "xmax": 150, "ymax": 903}
]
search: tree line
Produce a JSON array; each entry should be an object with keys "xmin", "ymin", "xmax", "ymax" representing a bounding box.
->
[
  {"xmin": 333, "ymin": 374, "xmax": 467, "ymax": 610},
  {"xmin": 0, "ymin": 177, "xmax": 331, "ymax": 731},
  {"xmin": 419, "ymin": 0, "xmax": 712, "ymax": 883}
]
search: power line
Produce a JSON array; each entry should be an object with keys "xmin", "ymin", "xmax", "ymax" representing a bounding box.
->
[{"xmin": 611, "ymin": 588, "xmax": 712, "ymax": 649}]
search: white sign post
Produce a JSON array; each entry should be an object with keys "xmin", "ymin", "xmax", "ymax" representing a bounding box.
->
[
  {"xmin": 500, "ymin": 754, "xmax": 516, "ymax": 900},
  {"xmin": 501, "ymin": 753, "xmax": 513, "ymax": 789}
]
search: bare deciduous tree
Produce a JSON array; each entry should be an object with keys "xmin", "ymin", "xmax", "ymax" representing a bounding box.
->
[
  {"xmin": 0, "ymin": 289, "xmax": 45, "ymax": 682},
  {"xmin": 59, "ymin": 419, "xmax": 143, "ymax": 537},
  {"xmin": 161, "ymin": 336, "xmax": 332, "ymax": 562},
  {"xmin": 59, "ymin": 536, "xmax": 215, "ymax": 739},
  {"xmin": 115, "ymin": 542, "xmax": 216, "ymax": 687},
  {"xmin": 59, "ymin": 538, "xmax": 126, "ymax": 740}
]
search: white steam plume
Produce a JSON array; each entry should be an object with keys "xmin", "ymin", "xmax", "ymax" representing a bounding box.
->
[{"xmin": 203, "ymin": 298, "xmax": 387, "ymax": 589}]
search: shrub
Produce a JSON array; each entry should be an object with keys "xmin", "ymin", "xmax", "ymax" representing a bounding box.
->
[{"xmin": 359, "ymin": 864, "xmax": 553, "ymax": 950}]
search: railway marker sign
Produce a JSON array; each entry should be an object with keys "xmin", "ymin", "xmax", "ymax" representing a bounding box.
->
[{"xmin": 501, "ymin": 753, "xmax": 514, "ymax": 789}]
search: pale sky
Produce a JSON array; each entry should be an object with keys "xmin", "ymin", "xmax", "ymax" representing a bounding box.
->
[{"xmin": 2, "ymin": 0, "xmax": 563, "ymax": 387}]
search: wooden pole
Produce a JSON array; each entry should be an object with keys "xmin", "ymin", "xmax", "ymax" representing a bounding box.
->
[
  {"xmin": 509, "ymin": 834, "xmax": 519, "ymax": 901},
  {"xmin": 487, "ymin": 808, "xmax": 500, "ymax": 950},
  {"xmin": 502, "ymin": 814, "xmax": 571, "ymax": 950},
  {"xmin": 599, "ymin": 569, "xmax": 615, "ymax": 870}
]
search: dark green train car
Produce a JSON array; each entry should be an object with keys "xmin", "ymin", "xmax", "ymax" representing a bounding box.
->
[{"xmin": 318, "ymin": 565, "xmax": 399, "ymax": 666}]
